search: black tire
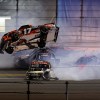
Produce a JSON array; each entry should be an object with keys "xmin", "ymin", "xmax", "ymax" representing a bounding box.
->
[
  {"xmin": 43, "ymin": 72, "xmax": 50, "ymax": 80},
  {"xmin": 5, "ymin": 46, "xmax": 14, "ymax": 54},
  {"xmin": 38, "ymin": 41, "xmax": 46, "ymax": 48}
]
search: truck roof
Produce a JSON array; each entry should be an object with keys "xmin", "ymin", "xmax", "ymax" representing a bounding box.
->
[{"xmin": 31, "ymin": 61, "xmax": 50, "ymax": 65}]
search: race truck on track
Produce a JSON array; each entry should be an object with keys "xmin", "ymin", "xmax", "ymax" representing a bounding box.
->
[
  {"xmin": 26, "ymin": 60, "xmax": 51, "ymax": 80},
  {"xmin": 0, "ymin": 23, "xmax": 59, "ymax": 54},
  {"xmin": 14, "ymin": 46, "xmax": 59, "ymax": 69}
]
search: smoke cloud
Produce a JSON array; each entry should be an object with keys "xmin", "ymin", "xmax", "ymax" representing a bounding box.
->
[
  {"xmin": 52, "ymin": 47, "xmax": 100, "ymax": 81},
  {"xmin": 0, "ymin": 53, "xmax": 14, "ymax": 69}
]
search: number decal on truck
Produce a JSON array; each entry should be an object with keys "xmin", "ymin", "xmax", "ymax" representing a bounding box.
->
[{"xmin": 24, "ymin": 28, "xmax": 32, "ymax": 34}]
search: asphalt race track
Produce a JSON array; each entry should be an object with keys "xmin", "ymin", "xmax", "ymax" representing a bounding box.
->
[{"xmin": 0, "ymin": 70, "xmax": 100, "ymax": 100}]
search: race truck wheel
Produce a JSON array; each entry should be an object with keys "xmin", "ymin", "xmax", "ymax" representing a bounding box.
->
[
  {"xmin": 38, "ymin": 41, "xmax": 46, "ymax": 48},
  {"xmin": 43, "ymin": 72, "xmax": 50, "ymax": 80},
  {"xmin": 5, "ymin": 46, "xmax": 14, "ymax": 54}
]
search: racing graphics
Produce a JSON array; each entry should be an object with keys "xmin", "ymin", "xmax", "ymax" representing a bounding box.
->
[{"xmin": 0, "ymin": 23, "xmax": 59, "ymax": 54}]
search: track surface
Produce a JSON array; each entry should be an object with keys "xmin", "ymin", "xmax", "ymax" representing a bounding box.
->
[{"xmin": 0, "ymin": 70, "xmax": 100, "ymax": 100}]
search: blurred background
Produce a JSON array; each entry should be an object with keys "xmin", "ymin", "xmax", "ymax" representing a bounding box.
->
[
  {"xmin": 57, "ymin": 0, "xmax": 100, "ymax": 47},
  {"xmin": 1, "ymin": 0, "xmax": 100, "ymax": 47},
  {"xmin": 0, "ymin": 0, "xmax": 56, "ymax": 35}
]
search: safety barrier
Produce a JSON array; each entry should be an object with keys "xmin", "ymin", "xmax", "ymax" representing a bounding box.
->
[
  {"xmin": 0, "ymin": 80, "xmax": 68, "ymax": 100},
  {"xmin": 0, "ymin": 80, "xmax": 100, "ymax": 100}
]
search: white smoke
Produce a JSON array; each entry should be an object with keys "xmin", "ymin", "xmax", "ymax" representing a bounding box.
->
[
  {"xmin": 0, "ymin": 52, "xmax": 14, "ymax": 68},
  {"xmin": 52, "ymin": 47, "xmax": 100, "ymax": 81}
]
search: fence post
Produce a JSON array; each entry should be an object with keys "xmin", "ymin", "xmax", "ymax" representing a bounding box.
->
[
  {"xmin": 65, "ymin": 81, "xmax": 68, "ymax": 100},
  {"xmin": 27, "ymin": 80, "xmax": 30, "ymax": 100}
]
